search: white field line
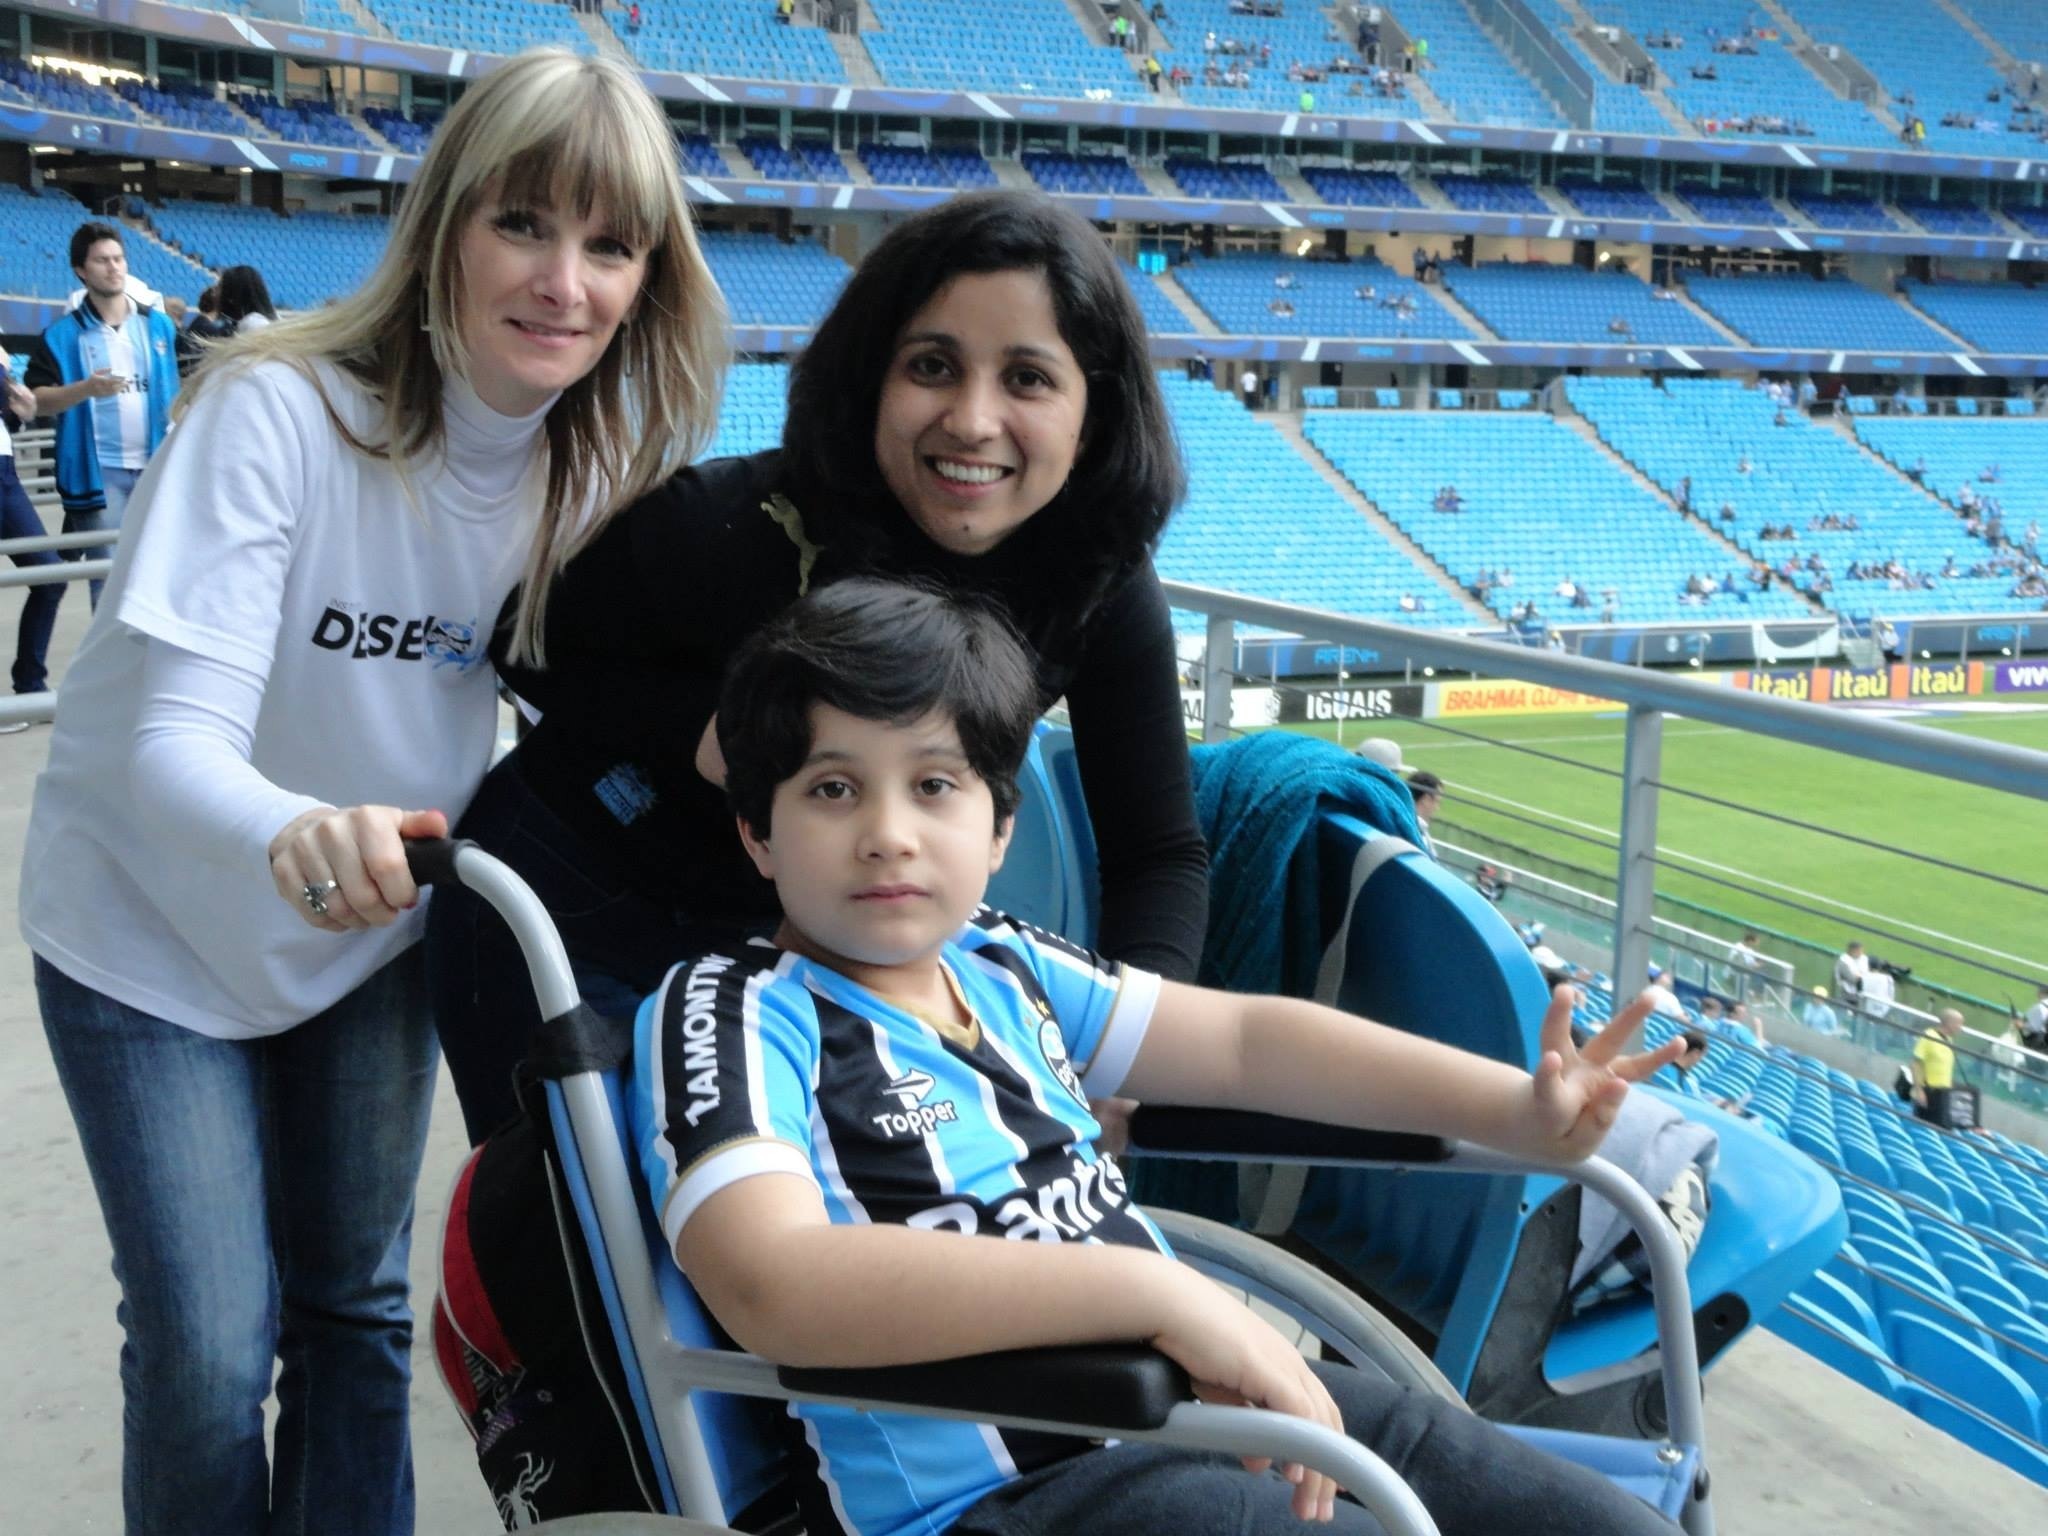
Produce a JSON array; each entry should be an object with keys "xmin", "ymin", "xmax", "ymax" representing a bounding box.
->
[{"xmin": 1440, "ymin": 778, "xmax": 2047, "ymax": 973}]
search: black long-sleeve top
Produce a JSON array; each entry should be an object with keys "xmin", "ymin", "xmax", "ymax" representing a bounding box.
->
[{"xmin": 497, "ymin": 449, "xmax": 1209, "ymax": 981}]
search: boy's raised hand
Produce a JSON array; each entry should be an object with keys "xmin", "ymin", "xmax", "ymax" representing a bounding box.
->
[{"xmin": 1510, "ymin": 986, "xmax": 1687, "ymax": 1163}]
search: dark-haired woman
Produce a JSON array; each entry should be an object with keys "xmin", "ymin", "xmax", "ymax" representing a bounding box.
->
[
  {"xmin": 428, "ymin": 189, "xmax": 1207, "ymax": 1141},
  {"xmin": 216, "ymin": 264, "xmax": 277, "ymax": 332}
]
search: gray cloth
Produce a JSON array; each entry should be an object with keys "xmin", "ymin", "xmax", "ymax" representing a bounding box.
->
[{"xmin": 1571, "ymin": 1091, "xmax": 1719, "ymax": 1289}]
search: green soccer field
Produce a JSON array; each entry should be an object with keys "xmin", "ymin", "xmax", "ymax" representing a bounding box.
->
[{"xmin": 1280, "ymin": 705, "xmax": 2048, "ymax": 1019}]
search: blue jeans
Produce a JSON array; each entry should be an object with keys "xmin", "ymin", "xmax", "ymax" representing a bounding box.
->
[
  {"xmin": 65, "ymin": 462, "xmax": 140, "ymax": 609},
  {"xmin": 0, "ymin": 454, "xmax": 62, "ymax": 693},
  {"xmin": 36, "ymin": 946, "xmax": 439, "ymax": 1536}
]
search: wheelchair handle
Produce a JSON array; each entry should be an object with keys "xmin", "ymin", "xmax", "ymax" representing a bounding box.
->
[{"xmin": 402, "ymin": 835, "xmax": 473, "ymax": 890}]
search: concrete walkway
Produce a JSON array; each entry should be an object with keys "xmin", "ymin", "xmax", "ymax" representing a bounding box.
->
[{"xmin": 2, "ymin": 592, "xmax": 2042, "ymax": 1531}]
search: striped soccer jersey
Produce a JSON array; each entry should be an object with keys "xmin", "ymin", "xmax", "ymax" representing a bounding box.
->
[{"xmin": 628, "ymin": 908, "xmax": 1168, "ymax": 1536}]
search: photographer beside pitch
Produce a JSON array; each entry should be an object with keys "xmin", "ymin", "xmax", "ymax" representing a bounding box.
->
[{"xmin": 628, "ymin": 579, "xmax": 1684, "ymax": 1536}]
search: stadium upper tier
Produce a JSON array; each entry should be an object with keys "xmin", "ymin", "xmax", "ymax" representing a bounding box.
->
[
  {"xmin": 0, "ymin": 184, "xmax": 209, "ymax": 310},
  {"xmin": 1602, "ymin": 994, "xmax": 2048, "ymax": 1482},
  {"xmin": 862, "ymin": 0, "xmax": 1145, "ymax": 102},
  {"xmin": 1021, "ymin": 151, "xmax": 1148, "ymax": 197},
  {"xmin": 700, "ymin": 359, "xmax": 789, "ymax": 463},
  {"xmin": 1566, "ymin": 378, "xmax": 2026, "ymax": 623},
  {"xmin": 1171, "ymin": 255, "xmax": 1473, "ymax": 341},
  {"xmin": 1583, "ymin": 0, "xmax": 1892, "ymax": 147},
  {"xmin": 1438, "ymin": 263, "xmax": 1724, "ymax": 347},
  {"xmin": 1519, "ymin": 0, "xmax": 1672, "ymax": 134},
  {"xmin": 607, "ymin": 4, "xmax": 843, "ymax": 82},
  {"xmin": 1146, "ymin": 0, "xmax": 1419, "ymax": 119},
  {"xmin": 1153, "ymin": 374, "xmax": 1473, "ymax": 630},
  {"xmin": 1395, "ymin": 0, "xmax": 1566, "ymax": 129},
  {"xmin": 363, "ymin": 0, "xmax": 594, "ymax": 56},
  {"xmin": 1777, "ymin": 0, "xmax": 2013, "ymax": 156},
  {"xmin": 1122, "ymin": 264, "xmax": 1197, "ymax": 338},
  {"xmin": 1683, "ymin": 274, "xmax": 1956, "ymax": 353},
  {"xmin": 1303, "ymin": 410, "xmax": 1814, "ymax": 627},
  {"xmin": 148, "ymin": 202, "xmax": 390, "ymax": 313}
]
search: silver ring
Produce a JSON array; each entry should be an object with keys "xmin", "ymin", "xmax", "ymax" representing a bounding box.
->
[{"xmin": 301, "ymin": 879, "xmax": 340, "ymax": 917}]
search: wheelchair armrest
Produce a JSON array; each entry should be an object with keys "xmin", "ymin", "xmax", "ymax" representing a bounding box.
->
[
  {"xmin": 778, "ymin": 1344, "xmax": 1191, "ymax": 1432},
  {"xmin": 1129, "ymin": 1107, "xmax": 1455, "ymax": 1166}
]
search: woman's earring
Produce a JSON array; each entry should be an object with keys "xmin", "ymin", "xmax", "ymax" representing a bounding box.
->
[{"xmin": 419, "ymin": 291, "xmax": 432, "ymax": 333}]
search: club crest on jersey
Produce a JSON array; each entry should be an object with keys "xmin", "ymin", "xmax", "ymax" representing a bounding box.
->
[
  {"xmin": 873, "ymin": 1069, "xmax": 959, "ymax": 1138},
  {"xmin": 310, "ymin": 604, "xmax": 487, "ymax": 673},
  {"xmin": 1038, "ymin": 1018, "xmax": 1087, "ymax": 1107}
]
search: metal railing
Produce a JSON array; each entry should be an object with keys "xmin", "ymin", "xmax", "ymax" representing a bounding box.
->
[{"xmin": 1165, "ymin": 581, "xmax": 2048, "ymax": 998}]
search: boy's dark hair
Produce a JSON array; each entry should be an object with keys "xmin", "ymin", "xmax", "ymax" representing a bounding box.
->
[
  {"xmin": 197, "ymin": 285, "xmax": 219, "ymax": 315},
  {"xmin": 783, "ymin": 190, "xmax": 1184, "ymax": 605},
  {"xmin": 1681, "ymin": 1029, "xmax": 1710, "ymax": 1057},
  {"xmin": 1407, "ymin": 770, "xmax": 1443, "ymax": 797},
  {"xmin": 70, "ymin": 221, "xmax": 124, "ymax": 272},
  {"xmin": 718, "ymin": 578, "xmax": 1041, "ymax": 838}
]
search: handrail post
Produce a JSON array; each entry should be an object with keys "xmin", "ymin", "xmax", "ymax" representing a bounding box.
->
[
  {"xmin": 1613, "ymin": 704, "xmax": 1663, "ymax": 993},
  {"xmin": 1203, "ymin": 612, "xmax": 1233, "ymax": 744}
]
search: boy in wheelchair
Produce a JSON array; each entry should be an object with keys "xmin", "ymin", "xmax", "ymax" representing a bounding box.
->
[{"xmin": 628, "ymin": 578, "xmax": 1683, "ymax": 1534}]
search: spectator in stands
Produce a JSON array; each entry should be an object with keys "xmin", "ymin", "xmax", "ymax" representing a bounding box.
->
[
  {"xmin": 1736, "ymin": 454, "xmax": 1751, "ymax": 475},
  {"xmin": 1676, "ymin": 474, "xmax": 1692, "ymax": 512},
  {"xmin": 1397, "ymin": 591, "xmax": 1420, "ymax": 612},
  {"xmin": 1800, "ymin": 985, "xmax": 1842, "ymax": 1037},
  {"xmin": 1432, "ymin": 485, "xmax": 1463, "ymax": 514},
  {"xmin": 1910, "ymin": 1009, "xmax": 1968, "ymax": 1124},
  {"xmin": 21, "ymin": 50, "xmax": 727, "ymax": 1535},
  {"xmin": 1643, "ymin": 964, "xmax": 1685, "ymax": 1020},
  {"xmin": 1719, "ymin": 501, "xmax": 1736, "ymax": 524},
  {"xmin": 1240, "ymin": 364, "xmax": 1261, "ymax": 410},
  {"xmin": 1406, "ymin": 769, "xmax": 1442, "ymax": 851},
  {"xmin": 427, "ymin": 190, "xmax": 1211, "ymax": 1145},
  {"xmin": 1833, "ymin": 939, "xmax": 1869, "ymax": 1005},
  {"xmin": 1674, "ymin": 1029, "xmax": 1711, "ymax": 1084},
  {"xmin": 217, "ymin": 265, "xmax": 278, "ymax": 334},
  {"xmin": 1145, "ymin": 54, "xmax": 1164, "ymax": 91},
  {"xmin": 1111, "ymin": 12, "xmax": 1131, "ymax": 50},
  {"xmin": 1607, "ymin": 316, "xmax": 1631, "ymax": 337},
  {"xmin": 769, "ymin": 0, "xmax": 785, "ymax": 25},
  {"xmin": 1906, "ymin": 454, "xmax": 1926, "ymax": 484},
  {"xmin": 1726, "ymin": 1001, "xmax": 1765, "ymax": 1047},
  {"xmin": 2022, "ymin": 982, "xmax": 2048, "ymax": 1052},
  {"xmin": 0, "ymin": 360, "xmax": 61, "ymax": 731},
  {"xmin": 1151, "ymin": 0, "xmax": 1169, "ymax": 21},
  {"xmin": 25, "ymin": 221, "xmax": 181, "ymax": 612}
]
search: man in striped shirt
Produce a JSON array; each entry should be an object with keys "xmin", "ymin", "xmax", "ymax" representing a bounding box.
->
[{"xmin": 629, "ymin": 578, "xmax": 1681, "ymax": 1536}]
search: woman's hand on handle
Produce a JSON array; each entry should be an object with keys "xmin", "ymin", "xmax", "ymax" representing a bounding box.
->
[{"xmin": 269, "ymin": 805, "xmax": 449, "ymax": 931}]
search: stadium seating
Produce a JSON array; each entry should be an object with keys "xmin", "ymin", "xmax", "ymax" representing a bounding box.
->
[
  {"xmin": 0, "ymin": 184, "xmax": 211, "ymax": 306},
  {"xmin": 1791, "ymin": 194, "xmax": 1902, "ymax": 233},
  {"xmin": 610, "ymin": 2, "xmax": 845, "ymax": 83},
  {"xmin": 1021, "ymin": 150, "xmax": 1147, "ymax": 197},
  {"xmin": 700, "ymin": 359, "xmax": 789, "ymax": 463},
  {"xmin": 1305, "ymin": 407, "xmax": 1813, "ymax": 626},
  {"xmin": 695, "ymin": 231, "xmax": 851, "ymax": 328},
  {"xmin": 362, "ymin": 105, "xmax": 437, "ymax": 157},
  {"xmin": 1148, "ymin": 0, "xmax": 1419, "ymax": 119},
  {"xmin": 0, "ymin": 58, "xmax": 140, "ymax": 122},
  {"xmin": 1683, "ymin": 273, "xmax": 1955, "ymax": 352},
  {"xmin": 1567, "ymin": 376, "xmax": 2024, "ymax": 622},
  {"xmin": 857, "ymin": 143, "xmax": 998, "ymax": 190},
  {"xmin": 1676, "ymin": 183, "xmax": 1790, "ymax": 226},
  {"xmin": 230, "ymin": 91, "xmax": 377, "ymax": 151},
  {"xmin": 1556, "ymin": 175, "xmax": 1670, "ymax": 221},
  {"xmin": 1440, "ymin": 262, "xmax": 1723, "ymax": 346},
  {"xmin": 1300, "ymin": 166, "xmax": 1425, "ymax": 210},
  {"xmin": 737, "ymin": 135, "xmax": 851, "ymax": 184},
  {"xmin": 1855, "ymin": 414, "xmax": 2048, "ymax": 543},
  {"xmin": 862, "ymin": 0, "xmax": 1147, "ymax": 102},
  {"xmin": 1171, "ymin": 254, "xmax": 1471, "ymax": 340},
  {"xmin": 1153, "ymin": 374, "xmax": 1470, "ymax": 630},
  {"xmin": 1520, "ymin": 0, "xmax": 1673, "ymax": 134},
  {"xmin": 363, "ymin": 0, "xmax": 594, "ymax": 57},
  {"xmin": 1596, "ymin": 983, "xmax": 2048, "ymax": 1485},
  {"xmin": 1395, "ymin": 0, "xmax": 1567, "ymax": 129},
  {"xmin": 1584, "ymin": 0, "xmax": 1892, "ymax": 147},
  {"xmin": 1897, "ymin": 199, "xmax": 2006, "ymax": 236},
  {"xmin": 1163, "ymin": 156, "xmax": 1287, "ymax": 203},
  {"xmin": 1433, "ymin": 173, "xmax": 1550, "ymax": 216},
  {"xmin": 1778, "ymin": 0, "xmax": 2013, "ymax": 155},
  {"xmin": 676, "ymin": 132, "xmax": 729, "ymax": 180},
  {"xmin": 116, "ymin": 79, "xmax": 248, "ymax": 136},
  {"xmin": 1122, "ymin": 264, "xmax": 1197, "ymax": 338},
  {"xmin": 302, "ymin": 0, "xmax": 369, "ymax": 34},
  {"xmin": 1899, "ymin": 279, "xmax": 2048, "ymax": 355},
  {"xmin": 149, "ymin": 201, "xmax": 390, "ymax": 312}
]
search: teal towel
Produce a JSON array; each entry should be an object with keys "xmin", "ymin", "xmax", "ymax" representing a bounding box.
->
[{"xmin": 1189, "ymin": 732, "xmax": 1425, "ymax": 997}]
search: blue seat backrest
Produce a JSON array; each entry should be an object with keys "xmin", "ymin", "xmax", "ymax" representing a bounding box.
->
[{"xmin": 984, "ymin": 722, "xmax": 1100, "ymax": 946}]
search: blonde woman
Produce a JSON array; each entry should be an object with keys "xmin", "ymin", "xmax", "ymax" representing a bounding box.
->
[{"xmin": 18, "ymin": 50, "xmax": 726, "ymax": 1534}]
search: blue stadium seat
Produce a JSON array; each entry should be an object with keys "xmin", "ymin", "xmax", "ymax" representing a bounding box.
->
[
  {"xmin": 694, "ymin": 232, "xmax": 851, "ymax": 328},
  {"xmin": 1891, "ymin": 1314, "xmax": 2044, "ymax": 1440}
]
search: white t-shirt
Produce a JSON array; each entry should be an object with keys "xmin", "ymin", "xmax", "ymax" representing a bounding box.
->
[
  {"xmin": 1833, "ymin": 949, "xmax": 1868, "ymax": 998},
  {"xmin": 1644, "ymin": 981, "xmax": 1686, "ymax": 1019},
  {"xmin": 21, "ymin": 359, "xmax": 548, "ymax": 1038},
  {"xmin": 79, "ymin": 305, "xmax": 151, "ymax": 472}
]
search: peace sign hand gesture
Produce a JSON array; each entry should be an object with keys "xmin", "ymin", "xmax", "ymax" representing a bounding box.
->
[{"xmin": 1503, "ymin": 985, "xmax": 1688, "ymax": 1163}]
